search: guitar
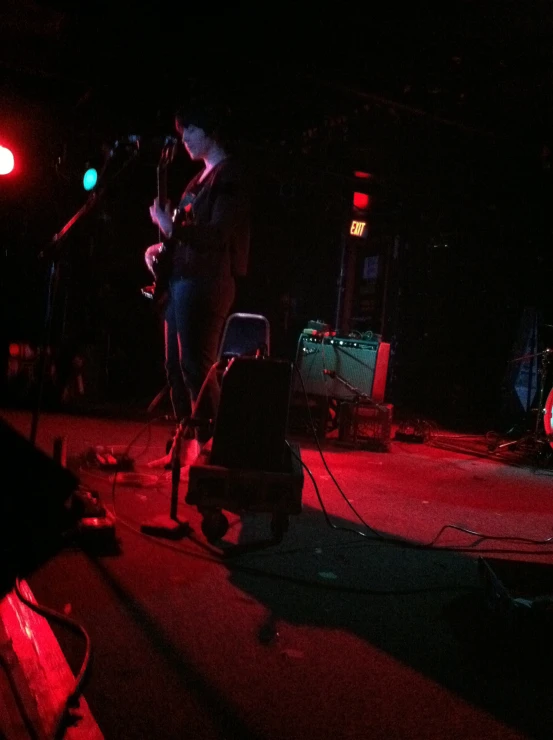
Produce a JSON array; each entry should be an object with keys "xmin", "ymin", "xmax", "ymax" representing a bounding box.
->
[{"xmin": 142, "ymin": 138, "xmax": 179, "ymax": 306}]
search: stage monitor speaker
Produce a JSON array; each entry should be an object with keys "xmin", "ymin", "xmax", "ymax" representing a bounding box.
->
[
  {"xmin": 210, "ymin": 357, "xmax": 292, "ymax": 472},
  {"xmin": 0, "ymin": 418, "xmax": 79, "ymax": 596},
  {"xmin": 293, "ymin": 332, "xmax": 390, "ymax": 401}
]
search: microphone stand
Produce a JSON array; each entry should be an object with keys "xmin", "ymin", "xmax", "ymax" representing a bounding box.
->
[
  {"xmin": 323, "ymin": 369, "xmax": 389, "ymax": 412},
  {"xmin": 30, "ymin": 147, "xmax": 139, "ymax": 446},
  {"xmin": 323, "ymin": 369, "xmax": 390, "ymax": 448}
]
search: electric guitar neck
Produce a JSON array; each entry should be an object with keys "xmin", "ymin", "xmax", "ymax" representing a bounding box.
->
[
  {"xmin": 142, "ymin": 138, "xmax": 178, "ymax": 306},
  {"xmin": 157, "ymin": 142, "xmax": 172, "ymax": 240}
]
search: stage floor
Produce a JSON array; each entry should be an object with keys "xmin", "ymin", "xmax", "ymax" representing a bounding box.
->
[{"xmin": 2, "ymin": 407, "xmax": 553, "ymax": 740}]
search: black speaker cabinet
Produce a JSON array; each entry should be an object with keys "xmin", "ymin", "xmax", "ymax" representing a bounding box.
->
[
  {"xmin": 210, "ymin": 357, "xmax": 292, "ymax": 472},
  {"xmin": 293, "ymin": 332, "xmax": 390, "ymax": 402},
  {"xmin": 0, "ymin": 418, "xmax": 79, "ymax": 594}
]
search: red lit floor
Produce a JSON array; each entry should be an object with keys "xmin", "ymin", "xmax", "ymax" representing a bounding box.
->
[{"xmin": 1, "ymin": 409, "xmax": 553, "ymax": 740}]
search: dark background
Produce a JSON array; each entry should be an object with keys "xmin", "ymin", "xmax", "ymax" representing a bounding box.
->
[{"xmin": 1, "ymin": 2, "xmax": 552, "ymax": 427}]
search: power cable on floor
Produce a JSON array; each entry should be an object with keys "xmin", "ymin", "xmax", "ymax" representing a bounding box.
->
[
  {"xmin": 294, "ymin": 368, "xmax": 553, "ymax": 550},
  {"xmin": 14, "ymin": 577, "xmax": 92, "ymax": 740}
]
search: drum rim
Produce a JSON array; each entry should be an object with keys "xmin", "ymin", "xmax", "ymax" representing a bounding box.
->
[{"xmin": 544, "ymin": 387, "xmax": 553, "ymax": 449}]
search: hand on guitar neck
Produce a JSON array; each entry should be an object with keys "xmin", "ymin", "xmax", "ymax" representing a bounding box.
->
[
  {"xmin": 143, "ymin": 198, "xmax": 177, "ymax": 307},
  {"xmin": 143, "ymin": 141, "xmax": 177, "ymax": 306}
]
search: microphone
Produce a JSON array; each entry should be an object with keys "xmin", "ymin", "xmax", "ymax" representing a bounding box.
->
[
  {"xmin": 112, "ymin": 135, "xmax": 141, "ymax": 152},
  {"xmin": 163, "ymin": 135, "xmax": 179, "ymax": 162}
]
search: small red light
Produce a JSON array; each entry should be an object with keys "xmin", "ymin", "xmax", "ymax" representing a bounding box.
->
[
  {"xmin": 353, "ymin": 192, "xmax": 370, "ymax": 210},
  {"xmin": 354, "ymin": 171, "xmax": 371, "ymax": 179},
  {"xmin": 8, "ymin": 343, "xmax": 20, "ymax": 358}
]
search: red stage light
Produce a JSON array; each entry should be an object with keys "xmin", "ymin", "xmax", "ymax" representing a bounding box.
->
[
  {"xmin": 8, "ymin": 343, "xmax": 21, "ymax": 358},
  {"xmin": 353, "ymin": 192, "xmax": 370, "ymax": 210},
  {"xmin": 0, "ymin": 146, "xmax": 15, "ymax": 175}
]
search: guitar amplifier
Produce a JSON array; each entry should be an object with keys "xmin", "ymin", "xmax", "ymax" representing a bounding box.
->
[{"xmin": 292, "ymin": 332, "xmax": 390, "ymax": 402}]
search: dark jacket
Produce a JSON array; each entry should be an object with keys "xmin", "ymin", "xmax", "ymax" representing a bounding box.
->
[{"xmin": 170, "ymin": 157, "xmax": 250, "ymax": 283}]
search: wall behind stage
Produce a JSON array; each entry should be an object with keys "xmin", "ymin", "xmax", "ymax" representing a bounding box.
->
[
  {"xmin": 240, "ymin": 132, "xmax": 553, "ymax": 429},
  {"xmin": 1, "ymin": 90, "xmax": 552, "ymax": 428}
]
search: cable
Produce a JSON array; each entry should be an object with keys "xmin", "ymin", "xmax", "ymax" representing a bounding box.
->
[
  {"xmin": 292, "ymin": 440, "xmax": 553, "ymax": 549},
  {"xmin": 96, "ymin": 365, "xmax": 553, "ymax": 557},
  {"xmin": 103, "ymin": 362, "xmax": 223, "ymax": 522},
  {"xmin": 293, "ymin": 365, "xmax": 553, "ymax": 551},
  {"xmin": 108, "ymin": 414, "xmax": 171, "ymax": 515},
  {"xmin": 71, "ymin": 367, "xmax": 553, "ymax": 600},
  {"xmin": 110, "ymin": 511, "xmax": 477, "ymax": 596},
  {"xmin": 294, "ymin": 365, "xmax": 385, "ymax": 538},
  {"xmin": 86, "ymin": 447, "xmax": 553, "ymax": 560},
  {"xmin": 14, "ymin": 577, "xmax": 92, "ymax": 740},
  {"xmin": 423, "ymin": 524, "xmax": 553, "ymax": 548},
  {"xmin": 75, "ymin": 437, "xmax": 551, "ymax": 602},
  {"xmin": 92, "ymin": 395, "xmax": 553, "ymax": 555}
]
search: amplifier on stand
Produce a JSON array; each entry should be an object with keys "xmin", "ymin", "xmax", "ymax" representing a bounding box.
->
[{"xmin": 292, "ymin": 331, "xmax": 390, "ymax": 402}]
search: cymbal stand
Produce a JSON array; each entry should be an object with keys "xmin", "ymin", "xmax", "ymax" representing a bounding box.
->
[{"xmin": 488, "ymin": 348, "xmax": 552, "ymax": 461}]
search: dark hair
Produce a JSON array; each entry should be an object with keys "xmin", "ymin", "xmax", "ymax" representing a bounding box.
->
[{"xmin": 174, "ymin": 99, "xmax": 233, "ymax": 146}]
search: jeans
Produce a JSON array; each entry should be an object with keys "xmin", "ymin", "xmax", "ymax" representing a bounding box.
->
[{"xmin": 164, "ymin": 277, "xmax": 235, "ymax": 443}]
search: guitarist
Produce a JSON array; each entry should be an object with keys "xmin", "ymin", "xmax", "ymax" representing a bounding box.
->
[{"xmin": 146, "ymin": 100, "xmax": 250, "ymax": 471}]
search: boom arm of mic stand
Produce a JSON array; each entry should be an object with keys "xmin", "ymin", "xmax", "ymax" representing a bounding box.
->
[
  {"xmin": 38, "ymin": 192, "xmax": 100, "ymax": 261},
  {"xmin": 30, "ymin": 191, "xmax": 103, "ymax": 444},
  {"xmin": 30, "ymin": 149, "xmax": 139, "ymax": 444}
]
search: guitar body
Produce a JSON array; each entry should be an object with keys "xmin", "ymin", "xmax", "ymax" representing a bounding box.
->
[{"xmin": 142, "ymin": 241, "xmax": 173, "ymax": 308}]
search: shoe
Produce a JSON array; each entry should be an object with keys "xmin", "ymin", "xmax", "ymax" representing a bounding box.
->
[
  {"xmin": 147, "ymin": 452, "xmax": 173, "ymax": 469},
  {"xmin": 181, "ymin": 438, "xmax": 201, "ymax": 466},
  {"xmin": 147, "ymin": 438, "xmax": 201, "ymax": 470},
  {"xmin": 178, "ymin": 439, "xmax": 202, "ymax": 482}
]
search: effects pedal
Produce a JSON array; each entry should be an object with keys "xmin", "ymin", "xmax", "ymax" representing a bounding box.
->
[{"xmin": 71, "ymin": 487, "xmax": 117, "ymax": 550}]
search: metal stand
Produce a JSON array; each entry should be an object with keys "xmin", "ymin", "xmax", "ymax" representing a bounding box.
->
[
  {"xmin": 29, "ymin": 145, "xmax": 139, "ymax": 445},
  {"xmin": 30, "ymin": 195, "xmax": 100, "ymax": 445},
  {"xmin": 334, "ymin": 233, "xmax": 347, "ymax": 332},
  {"xmin": 324, "ymin": 370, "xmax": 392, "ymax": 450},
  {"xmin": 147, "ymin": 384, "xmax": 169, "ymax": 414},
  {"xmin": 322, "ymin": 369, "xmax": 388, "ymax": 412},
  {"xmin": 140, "ymin": 421, "xmax": 190, "ymax": 539},
  {"xmin": 334, "ymin": 233, "xmax": 357, "ymax": 335},
  {"xmin": 488, "ymin": 348, "xmax": 553, "ymax": 461}
]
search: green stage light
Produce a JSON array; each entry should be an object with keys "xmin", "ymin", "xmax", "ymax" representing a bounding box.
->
[{"xmin": 83, "ymin": 167, "xmax": 98, "ymax": 191}]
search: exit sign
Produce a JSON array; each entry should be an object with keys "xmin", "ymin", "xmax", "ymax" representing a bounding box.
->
[{"xmin": 349, "ymin": 220, "xmax": 367, "ymax": 238}]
